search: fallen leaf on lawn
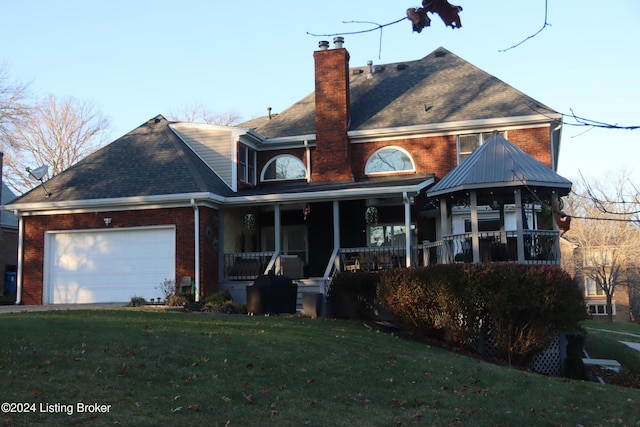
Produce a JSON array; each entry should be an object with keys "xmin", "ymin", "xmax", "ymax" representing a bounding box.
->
[
  {"xmin": 187, "ymin": 404, "xmax": 200, "ymax": 412},
  {"xmin": 32, "ymin": 388, "xmax": 44, "ymax": 396},
  {"xmin": 171, "ymin": 406, "xmax": 183, "ymax": 413},
  {"xmin": 392, "ymin": 399, "xmax": 407, "ymax": 407},
  {"xmin": 221, "ymin": 396, "xmax": 232, "ymax": 403},
  {"xmin": 246, "ymin": 363, "xmax": 254, "ymax": 369},
  {"xmin": 242, "ymin": 392, "xmax": 255, "ymax": 404}
]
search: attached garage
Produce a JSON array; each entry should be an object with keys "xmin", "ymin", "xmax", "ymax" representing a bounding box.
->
[{"xmin": 44, "ymin": 226, "xmax": 176, "ymax": 304}]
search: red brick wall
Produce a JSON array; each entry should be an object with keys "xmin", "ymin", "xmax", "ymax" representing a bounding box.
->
[
  {"xmin": 350, "ymin": 128, "xmax": 551, "ymax": 179},
  {"xmin": 313, "ymin": 47, "xmax": 353, "ymax": 182},
  {"xmin": 506, "ymin": 127, "xmax": 552, "ymax": 168},
  {"xmin": 20, "ymin": 206, "xmax": 219, "ymax": 305}
]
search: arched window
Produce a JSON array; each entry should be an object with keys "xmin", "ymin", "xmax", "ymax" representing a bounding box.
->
[
  {"xmin": 262, "ymin": 155, "xmax": 307, "ymax": 181},
  {"xmin": 365, "ymin": 146, "xmax": 415, "ymax": 175}
]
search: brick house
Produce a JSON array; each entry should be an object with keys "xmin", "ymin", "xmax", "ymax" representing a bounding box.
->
[{"xmin": 3, "ymin": 40, "xmax": 571, "ymax": 305}]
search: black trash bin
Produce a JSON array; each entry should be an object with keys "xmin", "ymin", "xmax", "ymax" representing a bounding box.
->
[{"xmin": 246, "ymin": 274, "xmax": 298, "ymax": 315}]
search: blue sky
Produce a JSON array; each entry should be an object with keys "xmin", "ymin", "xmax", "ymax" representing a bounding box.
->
[{"xmin": 1, "ymin": 0, "xmax": 638, "ymax": 183}]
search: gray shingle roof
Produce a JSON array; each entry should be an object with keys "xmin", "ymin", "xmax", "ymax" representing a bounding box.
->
[
  {"xmin": 11, "ymin": 115, "xmax": 234, "ymax": 204},
  {"xmin": 244, "ymin": 47, "xmax": 556, "ymax": 139},
  {"xmin": 427, "ymin": 132, "xmax": 572, "ymax": 197},
  {"xmin": 1, "ymin": 182, "xmax": 18, "ymax": 227}
]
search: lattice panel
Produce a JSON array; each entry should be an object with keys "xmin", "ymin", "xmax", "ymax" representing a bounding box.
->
[{"xmin": 530, "ymin": 333, "xmax": 562, "ymax": 377}]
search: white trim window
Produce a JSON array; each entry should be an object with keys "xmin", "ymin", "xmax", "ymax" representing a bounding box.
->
[
  {"xmin": 239, "ymin": 144, "xmax": 256, "ymax": 185},
  {"xmin": 457, "ymin": 131, "xmax": 506, "ymax": 164},
  {"xmin": 585, "ymin": 277, "xmax": 605, "ymax": 297},
  {"xmin": 587, "ymin": 302, "xmax": 616, "ymax": 316},
  {"xmin": 368, "ymin": 223, "xmax": 417, "ymax": 247},
  {"xmin": 262, "ymin": 155, "xmax": 307, "ymax": 181},
  {"xmin": 365, "ymin": 146, "xmax": 415, "ymax": 175}
]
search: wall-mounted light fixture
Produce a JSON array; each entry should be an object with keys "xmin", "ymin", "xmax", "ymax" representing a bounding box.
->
[{"xmin": 104, "ymin": 217, "xmax": 112, "ymax": 226}]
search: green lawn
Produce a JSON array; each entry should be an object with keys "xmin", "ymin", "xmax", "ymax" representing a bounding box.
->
[
  {"xmin": 583, "ymin": 319, "xmax": 640, "ymax": 374},
  {"xmin": 0, "ymin": 309, "xmax": 638, "ymax": 427}
]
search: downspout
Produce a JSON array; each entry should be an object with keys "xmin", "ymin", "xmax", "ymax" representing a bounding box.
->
[
  {"xmin": 14, "ymin": 212, "xmax": 23, "ymax": 305},
  {"xmin": 190, "ymin": 199, "xmax": 201, "ymax": 302}
]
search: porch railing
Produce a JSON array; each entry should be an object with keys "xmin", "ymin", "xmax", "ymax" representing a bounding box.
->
[
  {"xmin": 223, "ymin": 230, "xmax": 560, "ymax": 281},
  {"xmin": 223, "ymin": 251, "xmax": 279, "ymax": 281},
  {"xmin": 423, "ymin": 230, "xmax": 560, "ymax": 265}
]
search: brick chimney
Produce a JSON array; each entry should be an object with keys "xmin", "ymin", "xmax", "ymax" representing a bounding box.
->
[{"xmin": 312, "ymin": 37, "xmax": 353, "ymax": 182}]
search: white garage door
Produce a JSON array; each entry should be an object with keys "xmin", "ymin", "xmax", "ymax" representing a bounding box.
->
[{"xmin": 45, "ymin": 227, "xmax": 176, "ymax": 304}]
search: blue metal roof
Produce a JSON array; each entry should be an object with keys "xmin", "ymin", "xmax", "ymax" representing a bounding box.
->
[{"xmin": 427, "ymin": 132, "xmax": 572, "ymax": 197}]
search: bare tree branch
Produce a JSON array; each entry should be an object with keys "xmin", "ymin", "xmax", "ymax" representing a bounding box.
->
[
  {"xmin": 499, "ymin": 0, "xmax": 551, "ymax": 52},
  {"xmin": 3, "ymin": 94, "xmax": 110, "ymax": 194}
]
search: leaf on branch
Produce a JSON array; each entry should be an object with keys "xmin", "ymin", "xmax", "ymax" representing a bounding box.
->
[
  {"xmin": 407, "ymin": 8, "xmax": 431, "ymax": 33},
  {"xmin": 422, "ymin": 0, "xmax": 463, "ymax": 29}
]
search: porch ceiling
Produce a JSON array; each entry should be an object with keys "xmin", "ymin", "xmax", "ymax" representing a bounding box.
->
[{"xmin": 225, "ymin": 174, "xmax": 435, "ymax": 205}]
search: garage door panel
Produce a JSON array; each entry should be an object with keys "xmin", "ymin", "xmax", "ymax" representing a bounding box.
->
[{"xmin": 47, "ymin": 227, "xmax": 176, "ymax": 304}]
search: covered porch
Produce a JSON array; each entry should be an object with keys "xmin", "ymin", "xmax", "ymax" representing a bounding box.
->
[{"xmin": 218, "ymin": 133, "xmax": 572, "ymax": 305}]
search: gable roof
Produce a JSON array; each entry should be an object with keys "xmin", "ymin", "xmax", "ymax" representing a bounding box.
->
[
  {"xmin": 10, "ymin": 115, "xmax": 234, "ymax": 206},
  {"xmin": 427, "ymin": 132, "xmax": 572, "ymax": 197},
  {"xmin": 244, "ymin": 47, "xmax": 559, "ymax": 139}
]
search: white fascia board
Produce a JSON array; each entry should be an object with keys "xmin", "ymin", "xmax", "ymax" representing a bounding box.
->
[
  {"xmin": 6, "ymin": 192, "xmax": 224, "ymax": 216},
  {"xmin": 222, "ymin": 177, "xmax": 434, "ymax": 206},
  {"xmin": 348, "ymin": 115, "xmax": 560, "ymax": 143},
  {"xmin": 260, "ymin": 134, "xmax": 316, "ymax": 149}
]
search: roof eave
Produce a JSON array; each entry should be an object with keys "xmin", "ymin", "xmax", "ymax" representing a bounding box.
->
[
  {"xmin": 5, "ymin": 192, "xmax": 225, "ymax": 216},
  {"xmin": 223, "ymin": 178, "xmax": 435, "ymax": 206},
  {"xmin": 428, "ymin": 180, "xmax": 572, "ymax": 198},
  {"xmin": 348, "ymin": 114, "xmax": 561, "ymax": 141}
]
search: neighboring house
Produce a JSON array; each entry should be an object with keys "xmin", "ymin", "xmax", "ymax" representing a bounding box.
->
[
  {"xmin": 2, "ymin": 40, "xmax": 571, "ymax": 305},
  {"xmin": 0, "ymin": 153, "xmax": 19, "ymax": 296},
  {"xmin": 566, "ymin": 243, "xmax": 639, "ymax": 322}
]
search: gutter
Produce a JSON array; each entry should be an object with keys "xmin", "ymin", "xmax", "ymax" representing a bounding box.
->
[{"xmin": 190, "ymin": 198, "xmax": 201, "ymax": 302}]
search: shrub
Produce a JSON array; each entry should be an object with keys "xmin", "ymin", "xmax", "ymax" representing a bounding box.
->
[
  {"xmin": 128, "ymin": 296, "xmax": 146, "ymax": 307},
  {"xmin": 156, "ymin": 278, "xmax": 176, "ymax": 302},
  {"xmin": 328, "ymin": 272, "xmax": 380, "ymax": 319},
  {"xmin": 204, "ymin": 290, "xmax": 232, "ymax": 305},
  {"xmin": 377, "ymin": 264, "xmax": 586, "ymax": 367},
  {"xmin": 166, "ymin": 294, "xmax": 188, "ymax": 307}
]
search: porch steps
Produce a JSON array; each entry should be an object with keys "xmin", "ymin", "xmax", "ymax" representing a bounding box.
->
[{"xmin": 581, "ymin": 358, "xmax": 622, "ymax": 372}]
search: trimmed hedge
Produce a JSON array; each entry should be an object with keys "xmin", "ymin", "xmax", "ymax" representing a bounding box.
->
[{"xmin": 376, "ymin": 264, "xmax": 586, "ymax": 367}]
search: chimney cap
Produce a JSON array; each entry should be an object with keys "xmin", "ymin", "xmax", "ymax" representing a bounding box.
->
[
  {"xmin": 318, "ymin": 40, "xmax": 330, "ymax": 50},
  {"xmin": 333, "ymin": 36, "xmax": 344, "ymax": 48}
]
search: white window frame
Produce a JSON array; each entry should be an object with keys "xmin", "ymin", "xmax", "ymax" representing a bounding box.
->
[
  {"xmin": 587, "ymin": 302, "xmax": 616, "ymax": 316},
  {"xmin": 365, "ymin": 146, "xmax": 416, "ymax": 175},
  {"xmin": 367, "ymin": 223, "xmax": 417, "ymax": 247},
  {"xmin": 261, "ymin": 155, "xmax": 307, "ymax": 182},
  {"xmin": 457, "ymin": 131, "xmax": 507, "ymax": 164},
  {"xmin": 239, "ymin": 144, "xmax": 256, "ymax": 185},
  {"xmin": 585, "ymin": 277, "xmax": 605, "ymax": 297}
]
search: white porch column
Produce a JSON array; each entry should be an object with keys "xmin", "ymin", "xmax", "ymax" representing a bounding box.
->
[
  {"xmin": 274, "ymin": 204, "xmax": 282, "ymax": 273},
  {"xmin": 470, "ymin": 191, "xmax": 480, "ymax": 263},
  {"xmin": 439, "ymin": 198, "xmax": 448, "ymax": 241},
  {"xmin": 514, "ymin": 189, "xmax": 525, "ymax": 263},
  {"xmin": 333, "ymin": 200, "xmax": 340, "ymax": 249},
  {"xmin": 403, "ymin": 192, "xmax": 412, "ymax": 267}
]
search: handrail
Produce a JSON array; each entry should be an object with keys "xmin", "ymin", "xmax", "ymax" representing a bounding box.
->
[
  {"xmin": 264, "ymin": 251, "xmax": 281, "ymax": 275},
  {"xmin": 322, "ymin": 247, "xmax": 341, "ymax": 296}
]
